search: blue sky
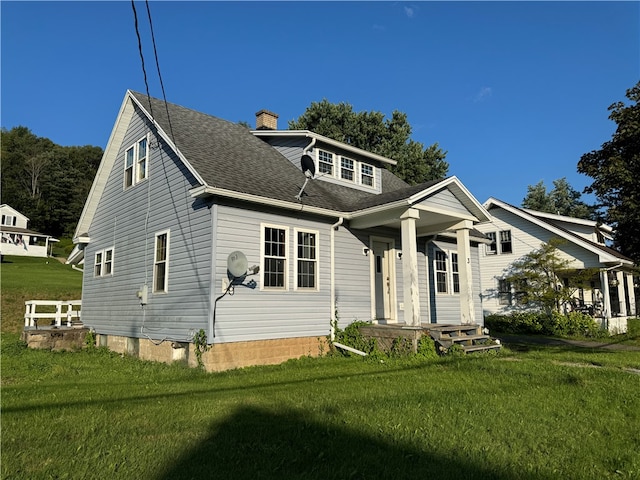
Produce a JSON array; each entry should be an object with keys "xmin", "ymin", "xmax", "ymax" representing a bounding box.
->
[{"xmin": 2, "ymin": 1, "xmax": 638, "ymax": 206}]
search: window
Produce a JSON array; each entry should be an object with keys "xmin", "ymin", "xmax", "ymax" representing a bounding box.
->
[
  {"xmin": 498, "ymin": 279, "xmax": 511, "ymax": 305},
  {"xmin": 486, "ymin": 232, "xmax": 497, "ymax": 255},
  {"xmin": 318, "ymin": 150, "xmax": 334, "ymax": 176},
  {"xmin": 137, "ymin": 137, "xmax": 148, "ymax": 182},
  {"xmin": 451, "ymin": 253, "xmax": 460, "ymax": 293},
  {"xmin": 153, "ymin": 231, "xmax": 169, "ymax": 293},
  {"xmin": 124, "ymin": 134, "xmax": 149, "ymax": 189},
  {"xmin": 94, "ymin": 247, "xmax": 114, "ymax": 278},
  {"xmin": 435, "ymin": 251, "xmax": 448, "ymax": 293},
  {"xmin": 340, "ymin": 156, "xmax": 354, "ymax": 181},
  {"xmin": 361, "ymin": 163, "xmax": 374, "ymax": 186},
  {"xmin": 2, "ymin": 214, "xmax": 17, "ymax": 226},
  {"xmin": 500, "ymin": 230, "xmax": 512, "ymax": 253},
  {"xmin": 262, "ymin": 225, "xmax": 287, "ymax": 289},
  {"xmin": 296, "ymin": 229, "xmax": 318, "ymax": 290}
]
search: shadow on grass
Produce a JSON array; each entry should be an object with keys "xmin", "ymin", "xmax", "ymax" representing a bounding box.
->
[{"xmin": 156, "ymin": 405, "xmax": 550, "ymax": 480}]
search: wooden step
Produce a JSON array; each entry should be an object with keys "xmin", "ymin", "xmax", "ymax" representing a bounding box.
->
[
  {"xmin": 449, "ymin": 334, "xmax": 491, "ymax": 344},
  {"xmin": 462, "ymin": 344, "xmax": 501, "ymax": 353}
]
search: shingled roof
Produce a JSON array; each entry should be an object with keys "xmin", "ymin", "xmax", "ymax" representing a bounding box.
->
[{"xmin": 130, "ymin": 91, "xmax": 419, "ymax": 213}]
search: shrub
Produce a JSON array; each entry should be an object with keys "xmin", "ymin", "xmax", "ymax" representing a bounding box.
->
[
  {"xmin": 333, "ymin": 320, "xmax": 377, "ymax": 356},
  {"xmin": 485, "ymin": 311, "xmax": 608, "ymax": 339}
]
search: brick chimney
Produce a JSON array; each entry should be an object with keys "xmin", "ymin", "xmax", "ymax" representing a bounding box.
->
[{"xmin": 255, "ymin": 109, "xmax": 279, "ymax": 130}]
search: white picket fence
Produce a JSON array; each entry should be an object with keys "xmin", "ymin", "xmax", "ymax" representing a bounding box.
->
[{"xmin": 24, "ymin": 300, "xmax": 82, "ymax": 328}]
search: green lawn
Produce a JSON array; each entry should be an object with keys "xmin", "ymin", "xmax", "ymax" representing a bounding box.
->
[
  {"xmin": 2, "ymin": 255, "xmax": 640, "ymax": 479},
  {"xmin": 1, "ymin": 256, "xmax": 83, "ymax": 333},
  {"xmin": 2, "ymin": 333, "xmax": 640, "ymax": 480}
]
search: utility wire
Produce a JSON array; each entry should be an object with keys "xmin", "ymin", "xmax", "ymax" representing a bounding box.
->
[{"xmin": 130, "ymin": 0, "xmax": 155, "ymax": 121}]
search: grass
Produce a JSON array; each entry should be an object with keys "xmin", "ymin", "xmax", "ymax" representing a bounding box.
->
[
  {"xmin": 2, "ymin": 254, "xmax": 640, "ymax": 478},
  {"xmin": 1, "ymin": 256, "xmax": 83, "ymax": 333},
  {"xmin": 2, "ymin": 335, "xmax": 640, "ymax": 479}
]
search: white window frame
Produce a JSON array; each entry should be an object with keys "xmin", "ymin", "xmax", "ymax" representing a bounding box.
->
[
  {"xmin": 317, "ymin": 150, "xmax": 334, "ymax": 177},
  {"xmin": 94, "ymin": 247, "xmax": 114, "ymax": 278},
  {"xmin": 451, "ymin": 252, "xmax": 460, "ymax": 294},
  {"xmin": 294, "ymin": 228, "xmax": 319, "ymax": 291},
  {"xmin": 435, "ymin": 250, "xmax": 448, "ymax": 294},
  {"xmin": 500, "ymin": 230, "xmax": 512, "ymax": 254},
  {"xmin": 434, "ymin": 249, "xmax": 460, "ymax": 295},
  {"xmin": 153, "ymin": 230, "xmax": 169, "ymax": 293},
  {"xmin": 360, "ymin": 163, "xmax": 374, "ymax": 187},
  {"xmin": 260, "ymin": 223, "xmax": 289, "ymax": 291},
  {"xmin": 485, "ymin": 232, "xmax": 497, "ymax": 255},
  {"xmin": 340, "ymin": 156, "xmax": 355, "ymax": 182},
  {"xmin": 124, "ymin": 134, "xmax": 149, "ymax": 189}
]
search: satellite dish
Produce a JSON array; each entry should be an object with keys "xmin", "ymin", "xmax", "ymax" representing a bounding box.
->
[
  {"xmin": 301, "ymin": 154, "xmax": 316, "ymax": 179},
  {"xmin": 227, "ymin": 251, "xmax": 248, "ymax": 280}
]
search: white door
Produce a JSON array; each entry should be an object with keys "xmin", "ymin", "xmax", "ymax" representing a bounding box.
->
[{"xmin": 373, "ymin": 240, "xmax": 393, "ymax": 320}]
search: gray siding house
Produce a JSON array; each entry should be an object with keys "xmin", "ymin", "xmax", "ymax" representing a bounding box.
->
[
  {"xmin": 70, "ymin": 90, "xmax": 491, "ymax": 370},
  {"xmin": 476, "ymin": 198, "xmax": 637, "ymax": 333}
]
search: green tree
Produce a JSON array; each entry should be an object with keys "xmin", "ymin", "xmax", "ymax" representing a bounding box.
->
[
  {"xmin": 289, "ymin": 99, "xmax": 448, "ymax": 185},
  {"xmin": 0, "ymin": 126, "xmax": 102, "ymax": 238},
  {"xmin": 504, "ymin": 238, "xmax": 597, "ymax": 321},
  {"xmin": 522, "ymin": 178, "xmax": 597, "ymax": 219},
  {"xmin": 577, "ymin": 81, "xmax": 640, "ymax": 264}
]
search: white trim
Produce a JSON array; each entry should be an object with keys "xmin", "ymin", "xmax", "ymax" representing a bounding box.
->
[
  {"xmin": 153, "ymin": 229, "xmax": 170, "ymax": 293},
  {"xmin": 260, "ymin": 223, "xmax": 289, "ymax": 291},
  {"xmin": 369, "ymin": 235, "xmax": 397, "ymax": 322},
  {"xmin": 251, "ymin": 129, "xmax": 397, "ymax": 166},
  {"xmin": 293, "ymin": 227, "xmax": 319, "ymax": 292},
  {"xmin": 93, "ymin": 246, "xmax": 114, "ymax": 278}
]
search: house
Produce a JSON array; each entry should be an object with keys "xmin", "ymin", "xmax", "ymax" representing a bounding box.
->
[
  {"xmin": 0, "ymin": 204, "xmax": 58, "ymax": 258},
  {"xmin": 476, "ymin": 198, "xmax": 637, "ymax": 333},
  {"xmin": 68, "ymin": 90, "xmax": 491, "ymax": 370}
]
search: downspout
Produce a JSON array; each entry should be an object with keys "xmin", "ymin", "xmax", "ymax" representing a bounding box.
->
[
  {"xmin": 303, "ymin": 136, "xmax": 316, "ymax": 155},
  {"xmin": 208, "ymin": 203, "xmax": 219, "ymax": 342},
  {"xmin": 330, "ymin": 217, "xmax": 344, "ymax": 341}
]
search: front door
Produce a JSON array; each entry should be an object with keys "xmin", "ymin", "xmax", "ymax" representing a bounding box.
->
[{"xmin": 373, "ymin": 240, "xmax": 394, "ymax": 321}]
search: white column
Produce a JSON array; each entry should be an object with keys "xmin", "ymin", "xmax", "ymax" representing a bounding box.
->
[
  {"xmin": 626, "ymin": 273, "xmax": 637, "ymax": 316},
  {"xmin": 600, "ymin": 270, "xmax": 612, "ymax": 328},
  {"xmin": 616, "ymin": 271, "xmax": 627, "ymax": 316},
  {"xmin": 456, "ymin": 222, "xmax": 475, "ymax": 325},
  {"xmin": 400, "ymin": 209, "xmax": 421, "ymax": 326}
]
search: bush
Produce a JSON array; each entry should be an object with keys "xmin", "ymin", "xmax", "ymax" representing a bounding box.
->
[
  {"xmin": 333, "ymin": 320, "xmax": 377, "ymax": 356},
  {"xmin": 485, "ymin": 311, "xmax": 609, "ymax": 339}
]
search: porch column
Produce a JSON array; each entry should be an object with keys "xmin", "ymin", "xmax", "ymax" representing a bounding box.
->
[
  {"xmin": 400, "ymin": 208, "xmax": 421, "ymax": 326},
  {"xmin": 599, "ymin": 270, "xmax": 612, "ymax": 327},
  {"xmin": 616, "ymin": 271, "xmax": 627, "ymax": 317},
  {"xmin": 456, "ymin": 221, "xmax": 475, "ymax": 325},
  {"xmin": 626, "ymin": 273, "xmax": 637, "ymax": 316}
]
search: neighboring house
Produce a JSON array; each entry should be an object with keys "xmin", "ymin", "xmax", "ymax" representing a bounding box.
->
[
  {"xmin": 476, "ymin": 198, "xmax": 637, "ymax": 333},
  {"xmin": 0, "ymin": 204, "xmax": 58, "ymax": 258},
  {"xmin": 68, "ymin": 90, "xmax": 491, "ymax": 370}
]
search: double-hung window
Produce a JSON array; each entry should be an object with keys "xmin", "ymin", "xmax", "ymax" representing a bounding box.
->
[
  {"xmin": 262, "ymin": 225, "xmax": 287, "ymax": 289},
  {"xmin": 340, "ymin": 156, "xmax": 355, "ymax": 181},
  {"xmin": 318, "ymin": 150, "xmax": 334, "ymax": 176},
  {"xmin": 124, "ymin": 134, "xmax": 149, "ymax": 189},
  {"xmin": 94, "ymin": 247, "xmax": 114, "ymax": 278},
  {"xmin": 498, "ymin": 279, "xmax": 511, "ymax": 305},
  {"xmin": 153, "ymin": 231, "xmax": 169, "ymax": 293},
  {"xmin": 500, "ymin": 230, "xmax": 512, "ymax": 253},
  {"xmin": 486, "ymin": 232, "xmax": 497, "ymax": 255},
  {"xmin": 435, "ymin": 251, "xmax": 448, "ymax": 293},
  {"xmin": 451, "ymin": 253, "xmax": 460, "ymax": 293},
  {"xmin": 361, "ymin": 163, "xmax": 374, "ymax": 186},
  {"xmin": 295, "ymin": 229, "xmax": 318, "ymax": 290}
]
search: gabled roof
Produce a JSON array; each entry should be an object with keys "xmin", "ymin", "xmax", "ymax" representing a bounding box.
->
[
  {"xmin": 484, "ymin": 197, "xmax": 633, "ymax": 266},
  {"xmin": 74, "ymin": 90, "xmax": 489, "ymax": 241}
]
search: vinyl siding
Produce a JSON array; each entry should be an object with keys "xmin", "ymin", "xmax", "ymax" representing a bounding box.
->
[
  {"xmin": 81, "ymin": 107, "xmax": 212, "ymax": 341},
  {"xmin": 418, "ymin": 188, "xmax": 469, "ymax": 216},
  {"xmin": 477, "ymin": 207, "xmax": 604, "ymax": 315},
  {"xmin": 213, "ymin": 205, "xmax": 333, "ymax": 343}
]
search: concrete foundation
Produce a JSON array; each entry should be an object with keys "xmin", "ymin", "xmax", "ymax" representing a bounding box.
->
[{"xmin": 21, "ymin": 327, "xmax": 90, "ymax": 351}]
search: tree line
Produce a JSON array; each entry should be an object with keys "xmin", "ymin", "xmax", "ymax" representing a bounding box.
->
[{"xmin": 1, "ymin": 126, "xmax": 102, "ymax": 238}]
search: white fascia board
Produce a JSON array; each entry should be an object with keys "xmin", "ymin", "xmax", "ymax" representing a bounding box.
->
[
  {"xmin": 190, "ymin": 186, "xmax": 347, "ymax": 219},
  {"xmin": 523, "ymin": 208, "xmax": 612, "ymax": 231},
  {"xmin": 73, "ymin": 93, "xmax": 134, "ymax": 239},
  {"xmin": 251, "ymin": 130, "xmax": 397, "ymax": 166},
  {"xmin": 128, "ymin": 91, "xmax": 206, "ymax": 186},
  {"xmin": 488, "ymin": 198, "xmax": 630, "ymax": 265},
  {"xmin": 408, "ymin": 176, "xmax": 492, "ymax": 223}
]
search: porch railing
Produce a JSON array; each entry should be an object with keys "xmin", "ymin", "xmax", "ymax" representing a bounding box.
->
[{"xmin": 24, "ymin": 300, "xmax": 82, "ymax": 328}]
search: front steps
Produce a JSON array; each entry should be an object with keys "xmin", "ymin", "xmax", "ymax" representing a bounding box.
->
[{"xmin": 428, "ymin": 324, "xmax": 501, "ymax": 354}]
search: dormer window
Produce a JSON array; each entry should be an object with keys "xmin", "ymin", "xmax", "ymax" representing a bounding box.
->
[
  {"xmin": 318, "ymin": 150, "xmax": 334, "ymax": 175},
  {"xmin": 340, "ymin": 156, "xmax": 354, "ymax": 181},
  {"xmin": 124, "ymin": 134, "xmax": 149, "ymax": 189},
  {"xmin": 361, "ymin": 164, "xmax": 374, "ymax": 187}
]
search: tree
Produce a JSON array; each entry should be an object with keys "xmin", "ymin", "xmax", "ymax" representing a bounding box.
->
[
  {"xmin": 521, "ymin": 178, "xmax": 597, "ymax": 220},
  {"xmin": 503, "ymin": 238, "xmax": 597, "ymax": 320},
  {"xmin": 577, "ymin": 81, "xmax": 640, "ymax": 264},
  {"xmin": 289, "ymin": 99, "xmax": 448, "ymax": 185}
]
